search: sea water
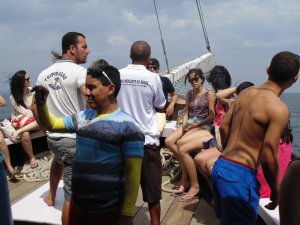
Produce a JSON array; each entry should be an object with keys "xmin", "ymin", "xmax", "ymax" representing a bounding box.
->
[
  {"xmin": 1, "ymin": 91, "xmax": 300, "ymax": 155},
  {"xmin": 281, "ymin": 93, "xmax": 300, "ymax": 156}
]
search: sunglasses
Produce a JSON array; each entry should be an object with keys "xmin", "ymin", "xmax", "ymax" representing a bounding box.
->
[
  {"xmin": 188, "ymin": 76, "xmax": 200, "ymax": 84},
  {"xmin": 24, "ymin": 77, "xmax": 30, "ymax": 81},
  {"xmin": 148, "ymin": 66, "xmax": 159, "ymax": 71}
]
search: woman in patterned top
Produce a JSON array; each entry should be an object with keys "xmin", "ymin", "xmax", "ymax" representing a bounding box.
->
[{"xmin": 165, "ymin": 68, "xmax": 215, "ymax": 201}]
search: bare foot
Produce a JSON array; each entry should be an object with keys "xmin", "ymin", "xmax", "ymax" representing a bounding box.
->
[
  {"xmin": 180, "ymin": 186, "xmax": 200, "ymax": 201},
  {"xmin": 44, "ymin": 193, "xmax": 56, "ymax": 206},
  {"xmin": 30, "ymin": 158, "xmax": 38, "ymax": 169}
]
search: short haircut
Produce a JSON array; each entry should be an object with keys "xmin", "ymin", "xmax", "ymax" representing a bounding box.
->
[
  {"xmin": 62, "ymin": 32, "xmax": 85, "ymax": 54},
  {"xmin": 207, "ymin": 65, "xmax": 231, "ymax": 92},
  {"xmin": 130, "ymin": 40, "xmax": 151, "ymax": 62},
  {"xmin": 87, "ymin": 65, "xmax": 121, "ymax": 97},
  {"xmin": 89, "ymin": 59, "xmax": 109, "ymax": 69},
  {"xmin": 149, "ymin": 58, "xmax": 160, "ymax": 67},
  {"xmin": 236, "ymin": 81, "xmax": 254, "ymax": 95},
  {"xmin": 269, "ymin": 51, "xmax": 300, "ymax": 83},
  {"xmin": 185, "ymin": 68, "xmax": 205, "ymax": 85}
]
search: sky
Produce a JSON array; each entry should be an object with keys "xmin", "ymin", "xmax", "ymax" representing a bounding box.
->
[{"xmin": 0, "ymin": 0, "xmax": 300, "ymax": 93}]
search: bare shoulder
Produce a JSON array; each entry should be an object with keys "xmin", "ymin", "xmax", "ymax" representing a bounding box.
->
[
  {"xmin": 254, "ymin": 89, "xmax": 289, "ymax": 126},
  {"xmin": 260, "ymin": 91, "xmax": 288, "ymax": 115},
  {"xmin": 207, "ymin": 90, "xmax": 215, "ymax": 97},
  {"xmin": 236, "ymin": 87, "xmax": 289, "ymax": 124}
]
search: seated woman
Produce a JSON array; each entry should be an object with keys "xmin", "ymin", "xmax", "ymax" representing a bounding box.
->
[
  {"xmin": 165, "ymin": 68, "xmax": 215, "ymax": 201},
  {"xmin": 194, "ymin": 65, "xmax": 232, "ymax": 183},
  {"xmin": 9, "ymin": 70, "xmax": 40, "ymax": 168}
]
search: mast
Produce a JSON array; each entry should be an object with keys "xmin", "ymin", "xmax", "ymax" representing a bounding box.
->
[
  {"xmin": 152, "ymin": 0, "xmax": 170, "ymax": 73},
  {"xmin": 195, "ymin": 0, "xmax": 211, "ymax": 52}
]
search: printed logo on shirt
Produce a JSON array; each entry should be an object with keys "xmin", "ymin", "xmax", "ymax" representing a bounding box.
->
[
  {"xmin": 121, "ymin": 79, "xmax": 149, "ymax": 87},
  {"xmin": 43, "ymin": 71, "xmax": 68, "ymax": 90},
  {"xmin": 48, "ymin": 77, "xmax": 62, "ymax": 90},
  {"xmin": 44, "ymin": 71, "xmax": 67, "ymax": 81}
]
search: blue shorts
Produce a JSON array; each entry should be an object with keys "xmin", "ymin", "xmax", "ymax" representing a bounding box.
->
[{"xmin": 211, "ymin": 156, "xmax": 260, "ymax": 225}]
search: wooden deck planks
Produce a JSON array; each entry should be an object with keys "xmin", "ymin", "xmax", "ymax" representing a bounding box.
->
[
  {"xmin": 9, "ymin": 179, "xmax": 47, "ymax": 204},
  {"xmin": 161, "ymin": 197, "xmax": 199, "ymax": 225},
  {"xmin": 190, "ymin": 199, "xmax": 219, "ymax": 225},
  {"xmin": 133, "ymin": 176, "xmax": 177, "ymax": 225},
  {"xmin": 9, "ymin": 176, "xmax": 220, "ymax": 225}
]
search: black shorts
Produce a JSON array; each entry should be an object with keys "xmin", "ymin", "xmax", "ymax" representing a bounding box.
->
[{"xmin": 140, "ymin": 145, "xmax": 162, "ymax": 203}]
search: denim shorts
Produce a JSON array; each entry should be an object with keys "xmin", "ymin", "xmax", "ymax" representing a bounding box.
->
[
  {"xmin": 47, "ymin": 137, "xmax": 76, "ymax": 201},
  {"xmin": 183, "ymin": 116, "xmax": 212, "ymax": 131},
  {"xmin": 211, "ymin": 156, "xmax": 260, "ymax": 225}
]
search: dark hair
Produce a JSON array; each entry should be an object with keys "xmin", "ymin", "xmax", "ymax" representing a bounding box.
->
[
  {"xmin": 130, "ymin": 40, "xmax": 151, "ymax": 62},
  {"xmin": 89, "ymin": 59, "xmax": 109, "ymax": 68},
  {"xmin": 207, "ymin": 65, "xmax": 231, "ymax": 92},
  {"xmin": 236, "ymin": 81, "xmax": 254, "ymax": 95},
  {"xmin": 87, "ymin": 65, "xmax": 121, "ymax": 97},
  {"xmin": 269, "ymin": 51, "xmax": 300, "ymax": 83},
  {"xmin": 149, "ymin": 58, "xmax": 160, "ymax": 67},
  {"xmin": 10, "ymin": 70, "xmax": 27, "ymax": 108},
  {"xmin": 281, "ymin": 120, "xmax": 293, "ymax": 144},
  {"xmin": 51, "ymin": 32, "xmax": 86, "ymax": 60},
  {"xmin": 184, "ymin": 68, "xmax": 205, "ymax": 85},
  {"xmin": 62, "ymin": 32, "xmax": 85, "ymax": 54}
]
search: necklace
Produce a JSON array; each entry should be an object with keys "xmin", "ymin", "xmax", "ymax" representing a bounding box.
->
[{"xmin": 192, "ymin": 87, "xmax": 203, "ymax": 100}]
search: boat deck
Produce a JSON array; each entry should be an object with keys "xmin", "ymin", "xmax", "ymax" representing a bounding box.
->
[
  {"xmin": 7, "ymin": 138, "xmax": 268, "ymax": 225},
  {"xmin": 9, "ymin": 175, "xmax": 220, "ymax": 225}
]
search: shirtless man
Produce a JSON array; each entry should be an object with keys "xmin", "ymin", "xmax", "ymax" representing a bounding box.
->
[{"xmin": 211, "ymin": 51, "xmax": 299, "ymax": 225}]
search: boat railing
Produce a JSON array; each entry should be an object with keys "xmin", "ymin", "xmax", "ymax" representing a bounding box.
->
[{"xmin": 160, "ymin": 52, "xmax": 216, "ymax": 100}]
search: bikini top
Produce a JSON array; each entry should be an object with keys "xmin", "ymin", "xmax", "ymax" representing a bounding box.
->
[
  {"xmin": 187, "ymin": 89, "xmax": 209, "ymax": 119},
  {"xmin": 214, "ymin": 100, "xmax": 227, "ymax": 126}
]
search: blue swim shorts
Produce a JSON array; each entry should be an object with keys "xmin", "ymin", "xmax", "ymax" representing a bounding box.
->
[{"xmin": 211, "ymin": 156, "xmax": 260, "ymax": 225}]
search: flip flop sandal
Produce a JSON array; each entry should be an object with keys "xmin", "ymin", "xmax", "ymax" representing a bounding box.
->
[
  {"xmin": 170, "ymin": 191, "xmax": 187, "ymax": 197},
  {"xmin": 178, "ymin": 194, "xmax": 199, "ymax": 202}
]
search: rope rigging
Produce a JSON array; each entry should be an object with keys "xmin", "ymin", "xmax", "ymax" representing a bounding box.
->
[
  {"xmin": 195, "ymin": 0, "xmax": 211, "ymax": 52},
  {"xmin": 152, "ymin": 0, "xmax": 170, "ymax": 73}
]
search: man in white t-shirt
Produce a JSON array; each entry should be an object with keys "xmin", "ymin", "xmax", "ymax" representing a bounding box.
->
[
  {"xmin": 117, "ymin": 40, "xmax": 166, "ymax": 225},
  {"xmin": 36, "ymin": 32, "xmax": 89, "ymax": 225}
]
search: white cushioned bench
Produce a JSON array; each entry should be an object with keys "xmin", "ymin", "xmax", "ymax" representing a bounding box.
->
[
  {"xmin": 258, "ymin": 198, "xmax": 280, "ymax": 225},
  {"xmin": 161, "ymin": 120, "xmax": 177, "ymax": 138},
  {"xmin": 5, "ymin": 130, "xmax": 46, "ymax": 146}
]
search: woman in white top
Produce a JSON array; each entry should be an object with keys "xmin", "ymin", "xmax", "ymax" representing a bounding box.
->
[{"xmin": 9, "ymin": 70, "xmax": 40, "ymax": 168}]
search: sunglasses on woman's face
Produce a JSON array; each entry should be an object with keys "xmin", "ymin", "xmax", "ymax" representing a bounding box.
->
[
  {"xmin": 24, "ymin": 77, "xmax": 30, "ymax": 81},
  {"xmin": 188, "ymin": 76, "xmax": 200, "ymax": 84},
  {"xmin": 148, "ymin": 65, "xmax": 159, "ymax": 71}
]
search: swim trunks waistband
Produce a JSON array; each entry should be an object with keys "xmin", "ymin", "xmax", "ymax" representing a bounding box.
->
[{"xmin": 220, "ymin": 155, "xmax": 257, "ymax": 172}]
